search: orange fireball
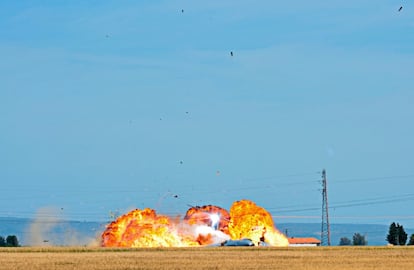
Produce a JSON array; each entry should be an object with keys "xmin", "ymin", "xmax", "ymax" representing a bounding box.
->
[
  {"xmin": 101, "ymin": 208, "xmax": 198, "ymax": 247},
  {"xmin": 183, "ymin": 204, "xmax": 231, "ymax": 245},
  {"xmin": 184, "ymin": 205, "xmax": 230, "ymax": 234},
  {"xmin": 228, "ymin": 200, "xmax": 288, "ymax": 246}
]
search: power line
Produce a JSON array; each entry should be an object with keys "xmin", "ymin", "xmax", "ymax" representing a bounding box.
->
[
  {"xmin": 2, "ymin": 170, "xmax": 414, "ymax": 222},
  {"xmin": 273, "ymin": 215, "xmax": 414, "ymax": 220},
  {"xmin": 331, "ymin": 196, "xmax": 414, "ymax": 209},
  {"xmin": 333, "ymin": 174, "xmax": 414, "ymax": 184},
  {"xmin": 242, "ymin": 171, "xmax": 320, "ymax": 182},
  {"xmin": 269, "ymin": 193, "xmax": 414, "ymax": 214}
]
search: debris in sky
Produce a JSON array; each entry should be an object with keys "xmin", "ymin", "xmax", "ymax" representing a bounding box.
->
[
  {"xmin": 230, "ymin": 51, "xmax": 233, "ymax": 57},
  {"xmin": 398, "ymin": 6, "xmax": 403, "ymax": 12},
  {"xmin": 173, "ymin": 195, "xmax": 178, "ymax": 198},
  {"xmin": 179, "ymin": 161, "xmax": 183, "ymax": 164},
  {"xmin": 216, "ymin": 170, "xmax": 221, "ymax": 176},
  {"xmin": 181, "ymin": 9, "xmax": 184, "ymax": 13}
]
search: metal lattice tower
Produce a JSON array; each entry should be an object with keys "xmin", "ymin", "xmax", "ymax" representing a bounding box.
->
[{"xmin": 321, "ymin": 169, "xmax": 331, "ymax": 246}]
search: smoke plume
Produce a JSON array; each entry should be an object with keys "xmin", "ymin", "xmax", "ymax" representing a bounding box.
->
[{"xmin": 26, "ymin": 207, "xmax": 98, "ymax": 246}]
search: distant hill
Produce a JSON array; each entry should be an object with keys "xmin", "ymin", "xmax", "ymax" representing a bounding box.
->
[
  {"xmin": 277, "ymin": 223, "xmax": 410, "ymax": 246},
  {"xmin": 0, "ymin": 217, "xmax": 106, "ymax": 246},
  {"xmin": 1, "ymin": 217, "xmax": 412, "ymax": 246}
]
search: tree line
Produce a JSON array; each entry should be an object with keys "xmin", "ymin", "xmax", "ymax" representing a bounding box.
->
[
  {"xmin": 339, "ymin": 222, "xmax": 414, "ymax": 246},
  {"xmin": 339, "ymin": 233, "xmax": 368, "ymax": 246},
  {"xmin": 386, "ymin": 222, "xmax": 414, "ymax": 246},
  {"xmin": 0, "ymin": 235, "xmax": 20, "ymax": 247}
]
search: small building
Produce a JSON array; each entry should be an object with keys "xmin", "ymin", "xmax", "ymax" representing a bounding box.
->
[{"xmin": 288, "ymin": 237, "xmax": 321, "ymax": 247}]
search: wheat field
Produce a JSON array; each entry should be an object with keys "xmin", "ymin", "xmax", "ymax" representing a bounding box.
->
[{"xmin": 0, "ymin": 246, "xmax": 413, "ymax": 270}]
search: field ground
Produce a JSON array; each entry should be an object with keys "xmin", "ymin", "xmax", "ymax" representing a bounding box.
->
[{"xmin": 0, "ymin": 246, "xmax": 413, "ymax": 270}]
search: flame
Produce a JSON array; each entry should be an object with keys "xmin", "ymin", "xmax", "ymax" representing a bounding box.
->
[
  {"xmin": 101, "ymin": 208, "xmax": 198, "ymax": 247},
  {"xmin": 184, "ymin": 205, "xmax": 230, "ymax": 234},
  {"xmin": 183, "ymin": 205, "xmax": 231, "ymax": 245},
  {"xmin": 228, "ymin": 200, "xmax": 289, "ymax": 246},
  {"xmin": 101, "ymin": 200, "xmax": 288, "ymax": 247}
]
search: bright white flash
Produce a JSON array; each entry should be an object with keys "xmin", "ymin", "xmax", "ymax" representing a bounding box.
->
[{"xmin": 209, "ymin": 213, "xmax": 220, "ymax": 230}]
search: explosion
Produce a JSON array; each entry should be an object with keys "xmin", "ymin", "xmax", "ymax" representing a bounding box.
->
[
  {"xmin": 101, "ymin": 208, "xmax": 199, "ymax": 247},
  {"xmin": 184, "ymin": 205, "xmax": 230, "ymax": 233},
  {"xmin": 229, "ymin": 200, "xmax": 288, "ymax": 246},
  {"xmin": 101, "ymin": 199, "xmax": 288, "ymax": 247}
]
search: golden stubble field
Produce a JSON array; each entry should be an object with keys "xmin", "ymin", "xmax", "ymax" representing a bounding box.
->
[{"xmin": 0, "ymin": 246, "xmax": 413, "ymax": 270}]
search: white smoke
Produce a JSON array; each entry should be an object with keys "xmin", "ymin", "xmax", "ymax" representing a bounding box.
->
[
  {"xmin": 26, "ymin": 207, "xmax": 99, "ymax": 246},
  {"xmin": 194, "ymin": 225, "xmax": 230, "ymax": 245},
  {"xmin": 26, "ymin": 207, "xmax": 60, "ymax": 246}
]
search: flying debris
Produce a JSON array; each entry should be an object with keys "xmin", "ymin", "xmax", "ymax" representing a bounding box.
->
[
  {"xmin": 398, "ymin": 6, "xmax": 403, "ymax": 12},
  {"xmin": 179, "ymin": 161, "xmax": 183, "ymax": 164},
  {"xmin": 230, "ymin": 51, "xmax": 233, "ymax": 57},
  {"xmin": 181, "ymin": 9, "xmax": 184, "ymax": 13},
  {"xmin": 173, "ymin": 195, "xmax": 178, "ymax": 198}
]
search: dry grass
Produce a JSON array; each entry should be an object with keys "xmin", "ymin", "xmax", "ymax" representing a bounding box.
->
[{"xmin": 0, "ymin": 246, "xmax": 414, "ymax": 270}]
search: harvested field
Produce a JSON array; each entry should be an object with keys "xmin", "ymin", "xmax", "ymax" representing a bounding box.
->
[{"xmin": 0, "ymin": 246, "xmax": 413, "ymax": 270}]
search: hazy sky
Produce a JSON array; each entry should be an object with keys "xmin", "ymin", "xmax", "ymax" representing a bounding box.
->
[{"xmin": 1, "ymin": 1, "xmax": 414, "ymax": 228}]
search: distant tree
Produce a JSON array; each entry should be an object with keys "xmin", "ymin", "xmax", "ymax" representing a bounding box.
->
[
  {"xmin": 339, "ymin": 237, "xmax": 352, "ymax": 246},
  {"xmin": 6, "ymin": 235, "xmax": 19, "ymax": 247},
  {"xmin": 387, "ymin": 222, "xmax": 398, "ymax": 245},
  {"xmin": 387, "ymin": 222, "xmax": 407, "ymax": 245},
  {"xmin": 398, "ymin": 225, "xmax": 408, "ymax": 245},
  {"xmin": 352, "ymin": 233, "xmax": 367, "ymax": 246},
  {"xmin": 408, "ymin": 234, "xmax": 414, "ymax": 246},
  {"xmin": 0, "ymin": 236, "xmax": 5, "ymax": 247}
]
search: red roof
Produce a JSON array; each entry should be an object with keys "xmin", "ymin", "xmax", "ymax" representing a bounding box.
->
[{"xmin": 288, "ymin": 237, "xmax": 321, "ymax": 244}]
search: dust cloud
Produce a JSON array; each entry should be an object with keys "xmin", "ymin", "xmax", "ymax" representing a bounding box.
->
[{"xmin": 26, "ymin": 207, "xmax": 100, "ymax": 246}]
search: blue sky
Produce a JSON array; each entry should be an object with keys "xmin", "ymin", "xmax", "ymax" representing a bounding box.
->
[{"xmin": 1, "ymin": 1, "xmax": 414, "ymax": 228}]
